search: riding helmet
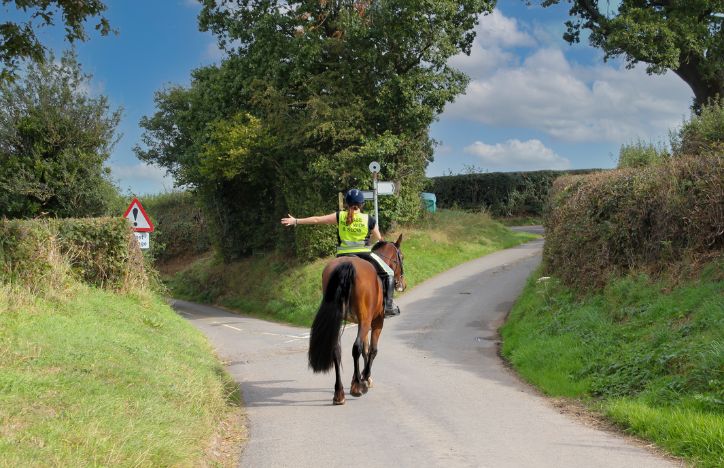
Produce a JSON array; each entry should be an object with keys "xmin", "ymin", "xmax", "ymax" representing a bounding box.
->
[{"xmin": 345, "ymin": 188, "xmax": 365, "ymax": 206}]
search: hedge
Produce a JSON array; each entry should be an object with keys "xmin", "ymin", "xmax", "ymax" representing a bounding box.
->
[
  {"xmin": 0, "ymin": 217, "xmax": 148, "ymax": 291},
  {"xmin": 544, "ymin": 154, "xmax": 723, "ymax": 289},
  {"xmin": 428, "ymin": 169, "xmax": 600, "ymax": 216},
  {"xmin": 141, "ymin": 192, "xmax": 212, "ymax": 262}
]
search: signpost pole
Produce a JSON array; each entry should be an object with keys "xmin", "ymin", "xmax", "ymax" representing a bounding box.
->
[{"xmin": 373, "ymin": 171, "xmax": 379, "ymax": 223}]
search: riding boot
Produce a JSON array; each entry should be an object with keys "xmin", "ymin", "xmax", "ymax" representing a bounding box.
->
[{"xmin": 383, "ymin": 276, "xmax": 400, "ymax": 317}]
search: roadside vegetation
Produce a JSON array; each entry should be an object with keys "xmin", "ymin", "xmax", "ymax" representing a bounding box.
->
[
  {"xmin": 0, "ymin": 219, "xmax": 242, "ymax": 466},
  {"xmin": 501, "ymin": 104, "xmax": 723, "ymax": 467},
  {"xmin": 166, "ymin": 210, "xmax": 537, "ymax": 326},
  {"xmin": 501, "ymin": 267, "xmax": 723, "ymax": 467}
]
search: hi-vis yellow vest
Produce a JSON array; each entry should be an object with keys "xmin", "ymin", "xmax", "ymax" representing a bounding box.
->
[{"xmin": 337, "ymin": 211, "xmax": 371, "ymax": 254}]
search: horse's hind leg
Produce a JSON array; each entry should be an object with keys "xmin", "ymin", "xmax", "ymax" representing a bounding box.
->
[
  {"xmin": 350, "ymin": 324, "xmax": 370, "ymax": 397},
  {"xmin": 362, "ymin": 316, "xmax": 383, "ymax": 388},
  {"xmin": 333, "ymin": 341, "xmax": 345, "ymax": 405}
]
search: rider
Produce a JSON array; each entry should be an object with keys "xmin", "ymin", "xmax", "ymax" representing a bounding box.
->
[{"xmin": 280, "ymin": 189, "xmax": 401, "ymax": 317}]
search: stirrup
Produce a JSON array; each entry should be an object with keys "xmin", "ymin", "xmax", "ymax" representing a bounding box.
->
[{"xmin": 384, "ymin": 304, "xmax": 400, "ymax": 317}]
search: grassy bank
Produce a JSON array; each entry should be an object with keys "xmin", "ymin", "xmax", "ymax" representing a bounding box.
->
[
  {"xmin": 500, "ymin": 265, "xmax": 723, "ymax": 467},
  {"xmin": 167, "ymin": 210, "xmax": 538, "ymax": 326},
  {"xmin": 0, "ymin": 285, "xmax": 242, "ymax": 466}
]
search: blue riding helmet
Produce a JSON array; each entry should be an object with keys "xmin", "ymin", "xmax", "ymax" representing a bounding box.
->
[{"xmin": 345, "ymin": 189, "xmax": 365, "ymax": 206}]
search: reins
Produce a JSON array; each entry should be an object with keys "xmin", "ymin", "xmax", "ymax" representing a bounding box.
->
[{"xmin": 373, "ymin": 242, "xmax": 404, "ymax": 280}]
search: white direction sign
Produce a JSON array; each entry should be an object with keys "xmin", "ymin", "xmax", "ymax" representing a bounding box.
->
[
  {"xmin": 123, "ymin": 198, "xmax": 154, "ymax": 232},
  {"xmin": 134, "ymin": 232, "xmax": 150, "ymax": 250},
  {"xmin": 377, "ymin": 181, "xmax": 396, "ymax": 195}
]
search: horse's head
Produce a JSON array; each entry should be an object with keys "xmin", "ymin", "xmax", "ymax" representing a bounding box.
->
[{"xmin": 373, "ymin": 234, "xmax": 407, "ymax": 292}]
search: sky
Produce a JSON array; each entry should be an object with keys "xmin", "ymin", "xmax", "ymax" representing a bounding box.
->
[{"xmin": 20, "ymin": 0, "xmax": 694, "ymax": 194}]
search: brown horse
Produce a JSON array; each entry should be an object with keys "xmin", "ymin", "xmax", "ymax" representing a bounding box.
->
[{"xmin": 308, "ymin": 234, "xmax": 406, "ymax": 405}]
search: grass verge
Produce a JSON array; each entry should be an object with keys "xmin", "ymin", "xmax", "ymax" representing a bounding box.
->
[
  {"xmin": 166, "ymin": 210, "xmax": 538, "ymax": 326},
  {"xmin": 0, "ymin": 284, "xmax": 242, "ymax": 467},
  {"xmin": 500, "ymin": 263, "xmax": 723, "ymax": 467}
]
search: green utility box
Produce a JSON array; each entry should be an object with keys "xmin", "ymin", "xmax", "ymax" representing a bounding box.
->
[{"xmin": 421, "ymin": 192, "xmax": 436, "ymax": 213}]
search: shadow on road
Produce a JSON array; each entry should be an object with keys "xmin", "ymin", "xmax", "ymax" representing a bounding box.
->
[{"xmin": 240, "ymin": 380, "xmax": 335, "ymax": 407}]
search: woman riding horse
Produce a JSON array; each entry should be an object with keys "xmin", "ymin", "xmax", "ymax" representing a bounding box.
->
[
  {"xmin": 281, "ymin": 189, "xmax": 406, "ymax": 404},
  {"xmin": 280, "ymin": 188, "xmax": 400, "ymax": 317}
]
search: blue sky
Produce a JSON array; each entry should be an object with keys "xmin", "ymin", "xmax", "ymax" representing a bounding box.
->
[{"xmin": 25, "ymin": 0, "xmax": 693, "ymax": 193}]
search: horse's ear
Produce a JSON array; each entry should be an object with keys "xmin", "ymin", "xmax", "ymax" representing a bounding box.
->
[{"xmin": 394, "ymin": 233, "xmax": 403, "ymax": 247}]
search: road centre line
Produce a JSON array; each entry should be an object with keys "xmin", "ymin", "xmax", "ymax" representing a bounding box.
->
[
  {"xmin": 262, "ymin": 332, "xmax": 310, "ymax": 339},
  {"xmin": 223, "ymin": 324, "xmax": 243, "ymax": 331}
]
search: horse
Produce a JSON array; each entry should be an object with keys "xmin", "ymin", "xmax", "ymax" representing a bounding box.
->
[{"xmin": 307, "ymin": 234, "xmax": 406, "ymax": 405}]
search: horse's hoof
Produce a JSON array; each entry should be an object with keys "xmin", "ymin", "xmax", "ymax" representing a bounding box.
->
[
  {"xmin": 350, "ymin": 388, "xmax": 362, "ymax": 397},
  {"xmin": 350, "ymin": 382, "xmax": 363, "ymax": 397},
  {"xmin": 366, "ymin": 377, "xmax": 373, "ymax": 388},
  {"xmin": 333, "ymin": 397, "xmax": 346, "ymax": 405},
  {"xmin": 361, "ymin": 382, "xmax": 369, "ymax": 394}
]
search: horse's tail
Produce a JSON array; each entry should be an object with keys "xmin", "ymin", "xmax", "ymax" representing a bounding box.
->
[{"xmin": 308, "ymin": 262, "xmax": 355, "ymax": 373}]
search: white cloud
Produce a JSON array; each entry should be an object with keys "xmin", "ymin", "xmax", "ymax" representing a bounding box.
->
[
  {"xmin": 205, "ymin": 40, "xmax": 225, "ymax": 62},
  {"xmin": 445, "ymin": 9, "xmax": 692, "ymax": 144},
  {"xmin": 435, "ymin": 144, "xmax": 454, "ymax": 155},
  {"xmin": 475, "ymin": 9, "xmax": 536, "ymax": 48},
  {"xmin": 110, "ymin": 162, "xmax": 175, "ymax": 193},
  {"xmin": 450, "ymin": 10, "xmax": 535, "ymax": 76},
  {"xmin": 464, "ymin": 139, "xmax": 571, "ymax": 170}
]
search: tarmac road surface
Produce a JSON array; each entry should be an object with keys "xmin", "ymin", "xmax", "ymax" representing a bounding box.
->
[{"xmin": 172, "ymin": 234, "xmax": 678, "ymax": 467}]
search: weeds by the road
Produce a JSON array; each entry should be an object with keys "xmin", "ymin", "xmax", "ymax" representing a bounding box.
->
[
  {"xmin": 166, "ymin": 210, "xmax": 538, "ymax": 326},
  {"xmin": 501, "ymin": 264, "xmax": 724, "ymax": 467}
]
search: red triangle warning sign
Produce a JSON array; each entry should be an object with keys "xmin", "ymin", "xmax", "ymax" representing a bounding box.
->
[{"xmin": 123, "ymin": 198, "xmax": 155, "ymax": 232}]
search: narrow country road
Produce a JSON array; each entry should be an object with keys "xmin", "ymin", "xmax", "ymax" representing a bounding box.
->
[{"xmin": 172, "ymin": 235, "xmax": 678, "ymax": 467}]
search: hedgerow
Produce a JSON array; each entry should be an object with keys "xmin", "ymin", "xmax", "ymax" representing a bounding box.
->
[
  {"xmin": 544, "ymin": 154, "xmax": 723, "ymax": 290},
  {"xmin": 141, "ymin": 192, "xmax": 212, "ymax": 262},
  {"xmin": 0, "ymin": 217, "xmax": 149, "ymax": 292},
  {"xmin": 428, "ymin": 169, "xmax": 600, "ymax": 216}
]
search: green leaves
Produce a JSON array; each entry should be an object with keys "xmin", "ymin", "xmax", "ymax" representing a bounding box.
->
[
  {"xmin": 0, "ymin": 51, "xmax": 122, "ymax": 219},
  {"xmin": 1, "ymin": 1, "xmax": 111, "ymax": 82},
  {"xmin": 139, "ymin": 0, "xmax": 496, "ymax": 259},
  {"xmin": 199, "ymin": 113, "xmax": 271, "ymax": 180}
]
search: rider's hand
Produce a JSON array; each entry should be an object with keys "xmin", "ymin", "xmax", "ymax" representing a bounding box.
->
[{"xmin": 281, "ymin": 214, "xmax": 297, "ymax": 227}]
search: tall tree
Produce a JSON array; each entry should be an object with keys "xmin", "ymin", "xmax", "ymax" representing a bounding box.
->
[
  {"xmin": 138, "ymin": 0, "xmax": 495, "ymax": 260},
  {"xmin": 1, "ymin": 0, "xmax": 111, "ymax": 82},
  {"xmin": 536, "ymin": 0, "xmax": 723, "ymax": 108},
  {"xmin": 0, "ymin": 51, "xmax": 122, "ymax": 218}
]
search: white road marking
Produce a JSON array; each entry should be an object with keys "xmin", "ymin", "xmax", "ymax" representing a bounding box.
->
[
  {"xmin": 262, "ymin": 332, "xmax": 310, "ymax": 339},
  {"xmin": 223, "ymin": 324, "xmax": 243, "ymax": 331}
]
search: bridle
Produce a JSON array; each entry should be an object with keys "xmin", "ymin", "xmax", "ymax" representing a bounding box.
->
[{"xmin": 373, "ymin": 242, "xmax": 405, "ymax": 289}]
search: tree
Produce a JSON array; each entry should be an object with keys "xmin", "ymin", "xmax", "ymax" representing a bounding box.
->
[
  {"xmin": 1, "ymin": 0, "xmax": 111, "ymax": 82},
  {"xmin": 537, "ymin": 0, "xmax": 724, "ymax": 109},
  {"xmin": 137, "ymin": 0, "xmax": 495, "ymax": 260},
  {"xmin": 0, "ymin": 51, "xmax": 122, "ymax": 218}
]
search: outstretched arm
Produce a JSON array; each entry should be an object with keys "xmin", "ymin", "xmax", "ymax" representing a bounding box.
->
[{"xmin": 281, "ymin": 212, "xmax": 337, "ymax": 227}]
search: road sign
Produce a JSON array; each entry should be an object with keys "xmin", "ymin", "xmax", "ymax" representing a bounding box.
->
[
  {"xmin": 361, "ymin": 190, "xmax": 374, "ymax": 201},
  {"xmin": 134, "ymin": 232, "xmax": 150, "ymax": 250},
  {"xmin": 377, "ymin": 181, "xmax": 396, "ymax": 195},
  {"xmin": 123, "ymin": 198, "xmax": 154, "ymax": 232},
  {"xmin": 369, "ymin": 161, "xmax": 380, "ymax": 173}
]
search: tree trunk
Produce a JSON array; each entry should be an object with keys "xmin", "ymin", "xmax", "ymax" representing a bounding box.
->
[{"xmin": 673, "ymin": 53, "xmax": 723, "ymax": 112}]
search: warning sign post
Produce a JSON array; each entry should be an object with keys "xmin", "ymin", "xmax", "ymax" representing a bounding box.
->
[{"xmin": 124, "ymin": 198, "xmax": 154, "ymax": 249}]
